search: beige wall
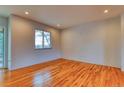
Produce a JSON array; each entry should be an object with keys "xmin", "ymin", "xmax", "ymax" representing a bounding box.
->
[
  {"xmin": 9, "ymin": 15, "xmax": 61, "ymax": 70},
  {"xmin": 61, "ymin": 17, "xmax": 121, "ymax": 68}
]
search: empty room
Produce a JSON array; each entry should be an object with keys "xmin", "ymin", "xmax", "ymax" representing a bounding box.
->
[{"xmin": 1, "ymin": 5, "xmax": 124, "ymax": 87}]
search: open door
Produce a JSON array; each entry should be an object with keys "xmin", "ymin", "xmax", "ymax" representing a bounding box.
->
[{"xmin": 0, "ymin": 27, "xmax": 4, "ymax": 68}]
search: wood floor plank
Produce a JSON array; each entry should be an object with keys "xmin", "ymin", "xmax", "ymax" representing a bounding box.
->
[{"xmin": 0, "ymin": 58, "xmax": 124, "ymax": 87}]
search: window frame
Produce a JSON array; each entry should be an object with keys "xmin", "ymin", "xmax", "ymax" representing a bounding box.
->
[{"xmin": 34, "ymin": 29, "xmax": 52, "ymax": 50}]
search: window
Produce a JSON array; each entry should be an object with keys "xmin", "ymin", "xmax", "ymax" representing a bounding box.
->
[{"xmin": 35, "ymin": 29, "xmax": 52, "ymax": 49}]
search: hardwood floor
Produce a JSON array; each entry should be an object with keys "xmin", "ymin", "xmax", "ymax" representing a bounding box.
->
[{"xmin": 0, "ymin": 58, "xmax": 124, "ymax": 87}]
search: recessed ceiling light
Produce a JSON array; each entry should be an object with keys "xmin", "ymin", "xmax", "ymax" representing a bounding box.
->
[
  {"xmin": 25, "ymin": 11, "xmax": 29, "ymax": 15},
  {"xmin": 57, "ymin": 24, "xmax": 60, "ymax": 27},
  {"xmin": 104, "ymin": 10, "xmax": 108, "ymax": 13}
]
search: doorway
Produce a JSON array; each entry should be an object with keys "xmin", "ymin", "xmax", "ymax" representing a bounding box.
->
[{"xmin": 0, "ymin": 27, "xmax": 4, "ymax": 68}]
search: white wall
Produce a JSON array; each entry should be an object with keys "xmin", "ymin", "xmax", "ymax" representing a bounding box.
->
[
  {"xmin": 8, "ymin": 15, "xmax": 123, "ymax": 70},
  {"xmin": 61, "ymin": 17, "xmax": 121, "ymax": 68},
  {"xmin": 0, "ymin": 16, "xmax": 8, "ymax": 27},
  {"xmin": 0, "ymin": 16, "xmax": 8, "ymax": 68},
  {"xmin": 9, "ymin": 15, "xmax": 61, "ymax": 70},
  {"xmin": 121, "ymin": 14, "xmax": 124, "ymax": 71}
]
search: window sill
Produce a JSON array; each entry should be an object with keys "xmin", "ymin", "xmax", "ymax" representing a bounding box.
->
[{"xmin": 34, "ymin": 47, "xmax": 52, "ymax": 50}]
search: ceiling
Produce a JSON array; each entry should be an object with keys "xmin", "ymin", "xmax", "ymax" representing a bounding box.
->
[{"xmin": 0, "ymin": 5, "xmax": 124, "ymax": 29}]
